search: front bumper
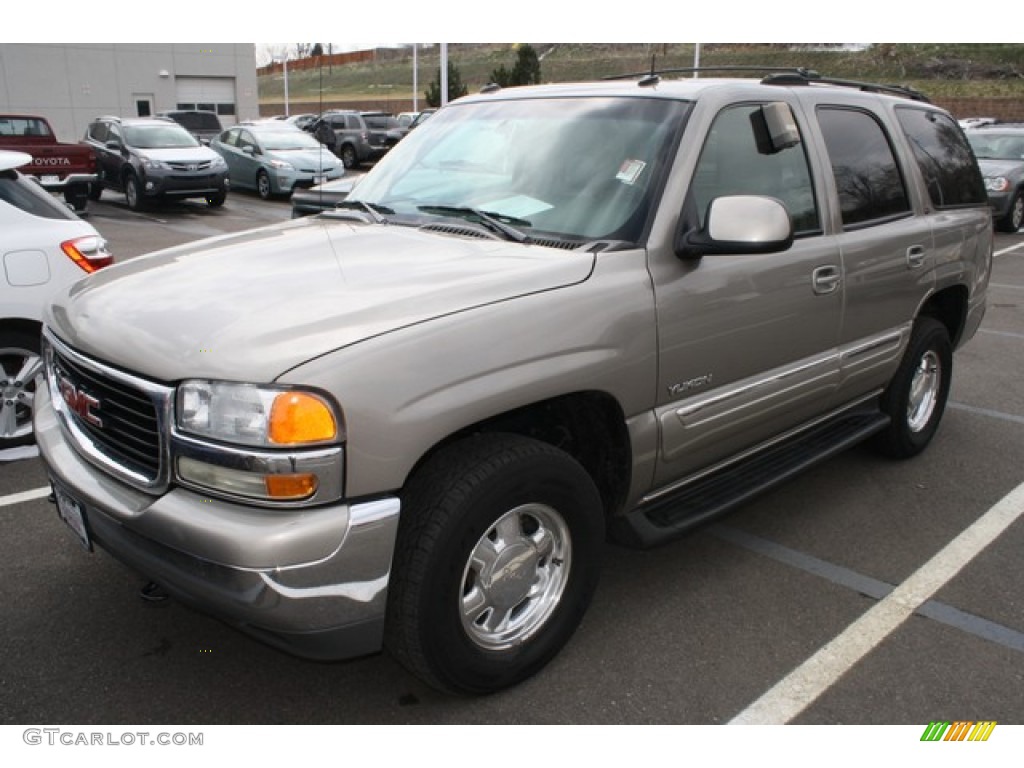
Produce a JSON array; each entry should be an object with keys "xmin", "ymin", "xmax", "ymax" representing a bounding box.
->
[
  {"xmin": 142, "ymin": 169, "xmax": 229, "ymax": 199},
  {"xmin": 34, "ymin": 384, "xmax": 400, "ymax": 661}
]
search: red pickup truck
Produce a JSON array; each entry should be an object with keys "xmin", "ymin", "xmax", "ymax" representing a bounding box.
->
[{"xmin": 0, "ymin": 114, "xmax": 97, "ymax": 211}]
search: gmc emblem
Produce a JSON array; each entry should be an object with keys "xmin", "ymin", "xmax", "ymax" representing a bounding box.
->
[{"xmin": 57, "ymin": 375, "xmax": 103, "ymax": 428}]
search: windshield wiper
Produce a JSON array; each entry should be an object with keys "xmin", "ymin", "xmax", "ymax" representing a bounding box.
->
[
  {"xmin": 333, "ymin": 200, "xmax": 393, "ymax": 224},
  {"xmin": 418, "ymin": 205, "xmax": 533, "ymax": 244}
]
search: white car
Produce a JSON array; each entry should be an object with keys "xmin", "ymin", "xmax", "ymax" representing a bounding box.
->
[{"xmin": 1, "ymin": 150, "xmax": 113, "ymax": 449}]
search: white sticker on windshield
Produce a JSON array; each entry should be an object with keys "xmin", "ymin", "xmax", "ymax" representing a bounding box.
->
[{"xmin": 616, "ymin": 159, "xmax": 646, "ymax": 186}]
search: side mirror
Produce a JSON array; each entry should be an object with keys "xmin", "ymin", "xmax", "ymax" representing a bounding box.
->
[
  {"xmin": 242, "ymin": 146, "xmax": 255, "ymax": 156},
  {"xmin": 676, "ymin": 195, "xmax": 793, "ymax": 259},
  {"xmin": 105, "ymin": 139, "xmax": 120, "ymax": 150}
]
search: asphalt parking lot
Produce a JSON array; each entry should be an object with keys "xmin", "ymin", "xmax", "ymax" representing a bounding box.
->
[{"xmin": 2, "ymin": 186, "xmax": 1022, "ymax": 728}]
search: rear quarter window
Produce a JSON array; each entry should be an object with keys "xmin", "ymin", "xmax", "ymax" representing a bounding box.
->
[
  {"xmin": 0, "ymin": 170, "xmax": 78, "ymax": 221},
  {"xmin": 895, "ymin": 107, "xmax": 987, "ymax": 208}
]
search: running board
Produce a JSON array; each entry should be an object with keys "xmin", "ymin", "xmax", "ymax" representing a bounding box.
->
[{"xmin": 612, "ymin": 408, "xmax": 891, "ymax": 548}]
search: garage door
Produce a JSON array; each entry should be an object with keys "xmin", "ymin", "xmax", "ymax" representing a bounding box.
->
[{"xmin": 175, "ymin": 77, "xmax": 237, "ymax": 122}]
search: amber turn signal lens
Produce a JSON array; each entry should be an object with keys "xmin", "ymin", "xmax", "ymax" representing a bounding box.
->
[
  {"xmin": 264, "ymin": 473, "xmax": 319, "ymax": 500},
  {"xmin": 268, "ymin": 391, "xmax": 337, "ymax": 444}
]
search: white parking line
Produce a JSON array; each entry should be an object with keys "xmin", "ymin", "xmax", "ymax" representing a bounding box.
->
[
  {"xmin": 994, "ymin": 241, "xmax": 1024, "ymax": 258},
  {"xmin": 729, "ymin": 479, "xmax": 1024, "ymax": 725},
  {"xmin": 0, "ymin": 486, "xmax": 51, "ymax": 508}
]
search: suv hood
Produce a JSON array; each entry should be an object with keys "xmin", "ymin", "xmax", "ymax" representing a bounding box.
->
[
  {"xmin": 976, "ymin": 157, "xmax": 1024, "ymax": 177},
  {"xmin": 45, "ymin": 219, "xmax": 595, "ymax": 383},
  {"xmin": 135, "ymin": 146, "xmax": 220, "ymax": 163}
]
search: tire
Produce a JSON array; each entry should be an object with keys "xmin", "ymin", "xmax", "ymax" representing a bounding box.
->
[
  {"xmin": 0, "ymin": 328, "xmax": 43, "ymax": 450},
  {"xmin": 206, "ymin": 190, "xmax": 227, "ymax": 207},
  {"xmin": 873, "ymin": 317, "xmax": 952, "ymax": 459},
  {"xmin": 124, "ymin": 173, "xmax": 145, "ymax": 211},
  {"xmin": 997, "ymin": 191, "xmax": 1023, "ymax": 233},
  {"xmin": 65, "ymin": 184, "xmax": 89, "ymax": 212},
  {"xmin": 339, "ymin": 144, "xmax": 358, "ymax": 170},
  {"xmin": 256, "ymin": 170, "xmax": 273, "ymax": 200},
  {"xmin": 385, "ymin": 433, "xmax": 604, "ymax": 694}
]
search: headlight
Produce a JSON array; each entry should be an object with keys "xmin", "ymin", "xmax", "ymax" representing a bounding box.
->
[
  {"xmin": 177, "ymin": 380, "xmax": 340, "ymax": 447},
  {"xmin": 210, "ymin": 155, "xmax": 227, "ymax": 169},
  {"xmin": 140, "ymin": 156, "xmax": 171, "ymax": 171},
  {"xmin": 269, "ymin": 159, "xmax": 295, "ymax": 171},
  {"xmin": 985, "ymin": 176, "xmax": 1009, "ymax": 193}
]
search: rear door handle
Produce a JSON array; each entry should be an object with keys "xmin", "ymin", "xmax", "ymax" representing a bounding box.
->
[
  {"xmin": 907, "ymin": 245, "xmax": 926, "ymax": 269},
  {"xmin": 812, "ymin": 265, "xmax": 841, "ymax": 295}
]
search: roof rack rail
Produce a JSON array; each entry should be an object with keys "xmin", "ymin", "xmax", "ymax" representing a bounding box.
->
[
  {"xmin": 603, "ymin": 65, "xmax": 823, "ymax": 82},
  {"xmin": 604, "ymin": 65, "xmax": 930, "ymax": 103},
  {"xmin": 760, "ymin": 71, "xmax": 931, "ymax": 103}
]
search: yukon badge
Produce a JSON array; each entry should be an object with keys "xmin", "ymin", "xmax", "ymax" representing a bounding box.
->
[{"xmin": 668, "ymin": 374, "xmax": 713, "ymax": 397}]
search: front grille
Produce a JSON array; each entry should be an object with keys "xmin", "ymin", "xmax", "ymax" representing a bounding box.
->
[
  {"xmin": 166, "ymin": 160, "xmax": 214, "ymax": 172},
  {"xmin": 50, "ymin": 343, "xmax": 163, "ymax": 482}
]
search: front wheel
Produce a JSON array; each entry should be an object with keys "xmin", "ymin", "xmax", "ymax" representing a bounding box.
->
[
  {"xmin": 385, "ymin": 434, "xmax": 604, "ymax": 694},
  {"xmin": 339, "ymin": 144, "xmax": 358, "ymax": 170},
  {"xmin": 873, "ymin": 317, "xmax": 952, "ymax": 459},
  {"xmin": 124, "ymin": 173, "xmax": 145, "ymax": 211},
  {"xmin": 256, "ymin": 170, "xmax": 273, "ymax": 200},
  {"xmin": 997, "ymin": 191, "xmax": 1023, "ymax": 233}
]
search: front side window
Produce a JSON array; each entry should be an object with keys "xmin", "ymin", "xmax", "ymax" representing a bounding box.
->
[
  {"xmin": 690, "ymin": 103, "xmax": 819, "ymax": 235},
  {"xmin": 818, "ymin": 107, "xmax": 910, "ymax": 228},
  {"xmin": 897, "ymin": 107, "xmax": 986, "ymax": 208},
  {"xmin": 350, "ymin": 96, "xmax": 688, "ymax": 244}
]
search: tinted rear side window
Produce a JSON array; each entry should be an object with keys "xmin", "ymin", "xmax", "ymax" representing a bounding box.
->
[
  {"xmin": 0, "ymin": 170, "xmax": 78, "ymax": 221},
  {"xmin": 818, "ymin": 107, "xmax": 910, "ymax": 228},
  {"xmin": 895, "ymin": 107, "xmax": 987, "ymax": 208}
]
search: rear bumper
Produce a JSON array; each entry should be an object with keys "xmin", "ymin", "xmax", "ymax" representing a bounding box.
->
[
  {"xmin": 34, "ymin": 384, "xmax": 401, "ymax": 661},
  {"xmin": 32, "ymin": 172, "xmax": 98, "ymax": 192}
]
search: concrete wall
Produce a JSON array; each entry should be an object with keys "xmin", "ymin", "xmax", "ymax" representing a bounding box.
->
[{"xmin": 0, "ymin": 44, "xmax": 258, "ymax": 142}]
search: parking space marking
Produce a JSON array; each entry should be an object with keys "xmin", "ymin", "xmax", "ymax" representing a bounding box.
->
[
  {"xmin": 712, "ymin": 525, "xmax": 1024, "ymax": 655},
  {"xmin": 728, "ymin": 480, "xmax": 1024, "ymax": 725},
  {"xmin": 994, "ymin": 241, "xmax": 1024, "ymax": 258},
  {"xmin": 949, "ymin": 401, "xmax": 1024, "ymax": 426},
  {"xmin": 979, "ymin": 328, "xmax": 1024, "ymax": 341},
  {"xmin": 0, "ymin": 486, "xmax": 50, "ymax": 508}
]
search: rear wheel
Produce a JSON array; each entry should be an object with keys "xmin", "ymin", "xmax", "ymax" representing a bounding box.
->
[
  {"xmin": 873, "ymin": 317, "xmax": 952, "ymax": 459},
  {"xmin": 0, "ymin": 329, "xmax": 42, "ymax": 450},
  {"xmin": 385, "ymin": 433, "xmax": 604, "ymax": 694}
]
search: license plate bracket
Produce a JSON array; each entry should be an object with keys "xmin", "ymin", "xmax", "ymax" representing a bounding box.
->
[{"xmin": 53, "ymin": 482, "xmax": 92, "ymax": 552}]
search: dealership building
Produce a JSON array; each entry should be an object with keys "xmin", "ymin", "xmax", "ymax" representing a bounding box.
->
[{"xmin": 0, "ymin": 43, "xmax": 258, "ymax": 142}]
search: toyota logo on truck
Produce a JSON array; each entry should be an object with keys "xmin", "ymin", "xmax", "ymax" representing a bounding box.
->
[{"xmin": 57, "ymin": 375, "xmax": 103, "ymax": 428}]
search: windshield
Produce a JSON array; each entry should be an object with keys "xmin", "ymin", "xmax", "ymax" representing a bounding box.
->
[
  {"xmin": 258, "ymin": 130, "xmax": 322, "ymax": 151},
  {"xmin": 968, "ymin": 132, "xmax": 1024, "ymax": 161},
  {"xmin": 350, "ymin": 96, "xmax": 688, "ymax": 244},
  {"xmin": 124, "ymin": 124, "xmax": 200, "ymax": 149}
]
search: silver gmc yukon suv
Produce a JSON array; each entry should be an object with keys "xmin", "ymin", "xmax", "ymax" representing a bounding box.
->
[{"xmin": 35, "ymin": 69, "xmax": 993, "ymax": 694}]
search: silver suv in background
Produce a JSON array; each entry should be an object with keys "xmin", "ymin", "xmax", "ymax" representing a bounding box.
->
[
  {"xmin": 965, "ymin": 123, "xmax": 1024, "ymax": 232},
  {"xmin": 83, "ymin": 116, "xmax": 229, "ymax": 210},
  {"xmin": 38, "ymin": 70, "xmax": 992, "ymax": 695},
  {"xmin": 155, "ymin": 110, "xmax": 224, "ymax": 145},
  {"xmin": 310, "ymin": 111, "xmax": 374, "ymax": 169}
]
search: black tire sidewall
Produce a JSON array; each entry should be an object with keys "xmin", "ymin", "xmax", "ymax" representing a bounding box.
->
[
  {"xmin": 877, "ymin": 318, "xmax": 952, "ymax": 458},
  {"xmin": 392, "ymin": 436, "xmax": 604, "ymax": 694}
]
